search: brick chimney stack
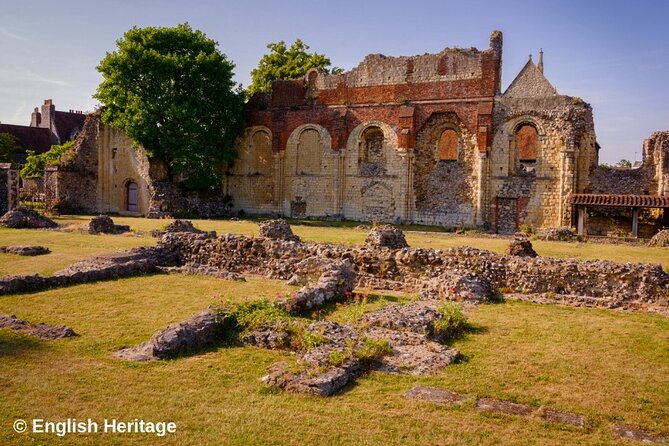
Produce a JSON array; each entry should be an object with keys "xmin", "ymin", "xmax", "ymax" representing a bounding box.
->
[
  {"xmin": 40, "ymin": 99, "xmax": 59, "ymax": 144},
  {"xmin": 30, "ymin": 107, "xmax": 41, "ymax": 127}
]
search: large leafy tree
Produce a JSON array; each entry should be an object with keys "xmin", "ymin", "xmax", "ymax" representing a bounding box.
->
[
  {"xmin": 247, "ymin": 39, "xmax": 342, "ymax": 97},
  {"xmin": 0, "ymin": 132, "xmax": 19, "ymax": 163},
  {"xmin": 94, "ymin": 23, "xmax": 245, "ymax": 190}
]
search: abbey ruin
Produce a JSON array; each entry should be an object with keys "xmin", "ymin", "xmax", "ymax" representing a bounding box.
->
[{"xmin": 2, "ymin": 31, "xmax": 668, "ymax": 235}]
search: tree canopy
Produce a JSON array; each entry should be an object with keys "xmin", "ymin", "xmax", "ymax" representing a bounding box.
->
[
  {"xmin": 247, "ymin": 39, "xmax": 342, "ymax": 97},
  {"xmin": 94, "ymin": 23, "xmax": 245, "ymax": 190},
  {"xmin": 0, "ymin": 132, "xmax": 19, "ymax": 163},
  {"xmin": 19, "ymin": 140, "xmax": 76, "ymax": 179}
]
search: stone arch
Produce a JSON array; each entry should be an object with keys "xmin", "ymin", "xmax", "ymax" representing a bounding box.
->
[
  {"xmin": 413, "ymin": 112, "xmax": 476, "ymax": 215},
  {"xmin": 286, "ymin": 124, "xmax": 332, "ymax": 175},
  {"xmin": 248, "ymin": 127, "xmax": 273, "ymax": 174},
  {"xmin": 232, "ymin": 126, "xmax": 273, "ymax": 175},
  {"xmin": 514, "ymin": 121, "xmax": 539, "ymax": 162},
  {"xmin": 345, "ymin": 121, "xmax": 398, "ymax": 176}
]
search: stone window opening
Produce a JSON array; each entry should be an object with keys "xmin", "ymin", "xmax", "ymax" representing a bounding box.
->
[
  {"xmin": 358, "ymin": 126, "xmax": 385, "ymax": 176},
  {"xmin": 515, "ymin": 123, "xmax": 539, "ymax": 173},
  {"xmin": 437, "ymin": 128, "xmax": 459, "ymax": 162}
]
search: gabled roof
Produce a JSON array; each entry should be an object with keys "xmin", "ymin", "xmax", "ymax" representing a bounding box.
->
[
  {"xmin": 503, "ymin": 58, "xmax": 558, "ymax": 99},
  {"xmin": 54, "ymin": 111, "xmax": 86, "ymax": 143}
]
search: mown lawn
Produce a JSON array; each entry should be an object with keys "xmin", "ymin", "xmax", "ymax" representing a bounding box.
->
[{"xmin": 0, "ymin": 216, "xmax": 667, "ymax": 445}]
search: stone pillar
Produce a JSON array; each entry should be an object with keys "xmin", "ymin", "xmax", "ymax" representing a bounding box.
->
[
  {"xmin": 559, "ymin": 147, "xmax": 576, "ymax": 227},
  {"xmin": 397, "ymin": 149, "xmax": 414, "ymax": 223},
  {"xmin": 476, "ymin": 152, "xmax": 488, "ymax": 226},
  {"xmin": 0, "ymin": 163, "xmax": 15, "ymax": 215},
  {"xmin": 274, "ymin": 150, "xmax": 285, "ymax": 214},
  {"xmin": 631, "ymin": 207, "xmax": 639, "ymax": 239},
  {"xmin": 577, "ymin": 206, "xmax": 587, "ymax": 236},
  {"xmin": 44, "ymin": 166, "xmax": 59, "ymax": 214},
  {"xmin": 332, "ymin": 150, "xmax": 345, "ymax": 217}
]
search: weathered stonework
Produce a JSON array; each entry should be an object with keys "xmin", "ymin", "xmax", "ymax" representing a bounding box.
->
[{"xmin": 16, "ymin": 31, "xmax": 666, "ymax": 239}]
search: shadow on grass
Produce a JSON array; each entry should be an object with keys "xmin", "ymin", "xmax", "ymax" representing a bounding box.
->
[{"xmin": 0, "ymin": 330, "xmax": 45, "ymax": 357}]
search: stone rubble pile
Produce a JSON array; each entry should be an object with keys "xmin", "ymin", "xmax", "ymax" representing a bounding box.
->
[
  {"xmin": 0, "ymin": 245, "xmax": 50, "ymax": 256},
  {"xmin": 648, "ymin": 229, "xmax": 669, "ymax": 247},
  {"xmin": 277, "ymin": 258, "xmax": 356, "ymax": 314},
  {"xmin": 507, "ymin": 237, "xmax": 538, "ymax": 257},
  {"xmin": 150, "ymin": 219, "xmax": 209, "ymax": 238},
  {"xmin": 0, "ymin": 246, "xmax": 180, "ymax": 295},
  {"xmin": 364, "ymin": 224, "xmax": 409, "ymax": 249},
  {"xmin": 258, "ymin": 219, "xmax": 301, "ymax": 242},
  {"xmin": 0, "ymin": 314, "xmax": 77, "ymax": 339},
  {"xmin": 115, "ymin": 310, "xmax": 225, "ymax": 361},
  {"xmin": 0, "ymin": 207, "xmax": 57, "ymax": 229},
  {"xmin": 538, "ymin": 227, "xmax": 578, "ymax": 241},
  {"xmin": 88, "ymin": 215, "xmax": 130, "ymax": 234}
]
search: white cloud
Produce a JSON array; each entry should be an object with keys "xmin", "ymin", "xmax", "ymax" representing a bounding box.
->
[{"xmin": 0, "ymin": 26, "xmax": 25, "ymax": 41}]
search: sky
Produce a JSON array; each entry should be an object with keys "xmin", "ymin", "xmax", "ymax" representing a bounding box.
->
[{"xmin": 1, "ymin": 0, "xmax": 668, "ymax": 164}]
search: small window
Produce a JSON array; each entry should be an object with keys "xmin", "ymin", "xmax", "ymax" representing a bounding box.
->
[
  {"xmin": 517, "ymin": 124, "xmax": 538, "ymax": 161},
  {"xmin": 438, "ymin": 129, "xmax": 458, "ymax": 161}
]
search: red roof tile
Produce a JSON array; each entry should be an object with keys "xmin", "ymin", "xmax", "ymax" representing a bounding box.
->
[{"xmin": 571, "ymin": 194, "xmax": 669, "ymax": 208}]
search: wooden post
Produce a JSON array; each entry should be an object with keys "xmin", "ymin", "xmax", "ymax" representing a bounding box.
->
[
  {"xmin": 577, "ymin": 206, "xmax": 586, "ymax": 236},
  {"xmin": 631, "ymin": 207, "xmax": 639, "ymax": 239}
]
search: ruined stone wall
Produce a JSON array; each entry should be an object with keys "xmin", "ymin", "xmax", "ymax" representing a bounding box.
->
[
  {"xmin": 47, "ymin": 115, "xmax": 99, "ymax": 213},
  {"xmin": 49, "ymin": 115, "xmax": 151, "ymax": 215},
  {"xmin": 589, "ymin": 131, "xmax": 669, "ymax": 195},
  {"xmin": 489, "ymin": 94, "xmax": 596, "ymax": 232},
  {"xmin": 159, "ymin": 231, "xmax": 669, "ymax": 307},
  {"xmin": 233, "ymin": 32, "xmax": 503, "ymax": 225},
  {"xmin": 96, "ymin": 123, "xmax": 151, "ymax": 215},
  {"xmin": 0, "ymin": 164, "xmax": 19, "ymax": 215},
  {"xmin": 413, "ymin": 113, "xmax": 479, "ymax": 227}
]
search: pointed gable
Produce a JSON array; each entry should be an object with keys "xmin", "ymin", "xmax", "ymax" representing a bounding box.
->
[{"xmin": 503, "ymin": 59, "xmax": 558, "ymax": 99}]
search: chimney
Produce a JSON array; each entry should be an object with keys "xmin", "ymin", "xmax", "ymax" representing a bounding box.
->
[
  {"xmin": 40, "ymin": 99, "xmax": 59, "ymax": 144},
  {"xmin": 538, "ymin": 48, "xmax": 544, "ymax": 73},
  {"xmin": 30, "ymin": 107, "xmax": 41, "ymax": 127}
]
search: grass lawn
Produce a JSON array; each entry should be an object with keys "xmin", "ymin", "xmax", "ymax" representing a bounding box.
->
[{"xmin": 0, "ymin": 216, "xmax": 668, "ymax": 445}]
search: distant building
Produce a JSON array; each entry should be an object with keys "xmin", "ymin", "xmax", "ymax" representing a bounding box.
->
[{"xmin": 0, "ymin": 99, "xmax": 86, "ymax": 162}]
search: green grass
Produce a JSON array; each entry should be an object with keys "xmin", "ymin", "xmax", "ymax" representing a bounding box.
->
[{"xmin": 0, "ymin": 216, "xmax": 667, "ymax": 444}]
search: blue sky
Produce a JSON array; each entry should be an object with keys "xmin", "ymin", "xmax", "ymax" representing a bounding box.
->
[{"xmin": 1, "ymin": 0, "xmax": 667, "ymax": 163}]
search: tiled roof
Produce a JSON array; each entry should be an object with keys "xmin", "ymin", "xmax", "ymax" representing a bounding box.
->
[
  {"xmin": 571, "ymin": 194, "xmax": 669, "ymax": 208},
  {"xmin": 0, "ymin": 123, "xmax": 53, "ymax": 155},
  {"xmin": 54, "ymin": 111, "xmax": 86, "ymax": 143}
]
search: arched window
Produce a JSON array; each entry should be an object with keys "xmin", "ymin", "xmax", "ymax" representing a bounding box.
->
[
  {"xmin": 516, "ymin": 124, "xmax": 538, "ymax": 161},
  {"xmin": 360, "ymin": 127, "xmax": 385, "ymax": 163},
  {"xmin": 296, "ymin": 128, "xmax": 321, "ymax": 174},
  {"xmin": 126, "ymin": 182, "xmax": 138, "ymax": 212},
  {"xmin": 438, "ymin": 128, "xmax": 459, "ymax": 161},
  {"xmin": 250, "ymin": 130, "xmax": 271, "ymax": 173}
]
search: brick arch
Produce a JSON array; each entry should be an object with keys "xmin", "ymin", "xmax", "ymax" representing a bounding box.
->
[
  {"xmin": 413, "ymin": 112, "xmax": 477, "ymax": 216},
  {"xmin": 234, "ymin": 126, "xmax": 273, "ymax": 175}
]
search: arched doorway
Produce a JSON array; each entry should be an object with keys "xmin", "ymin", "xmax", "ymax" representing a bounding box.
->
[{"xmin": 126, "ymin": 182, "xmax": 138, "ymax": 212}]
